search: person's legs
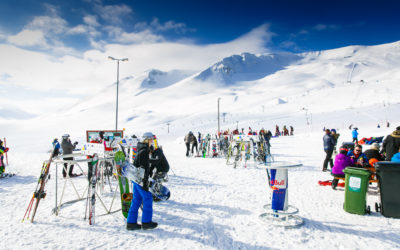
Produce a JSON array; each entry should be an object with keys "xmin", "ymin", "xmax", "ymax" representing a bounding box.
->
[
  {"xmin": 186, "ymin": 143, "xmax": 190, "ymax": 156},
  {"xmin": 323, "ymin": 150, "xmax": 333, "ymax": 171},
  {"xmin": 127, "ymin": 183, "xmax": 143, "ymax": 224},
  {"xmin": 138, "ymin": 186, "xmax": 153, "ymax": 223}
]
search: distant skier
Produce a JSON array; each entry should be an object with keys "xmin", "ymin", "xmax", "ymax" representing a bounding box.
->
[
  {"xmin": 184, "ymin": 131, "xmax": 194, "ymax": 157},
  {"xmin": 352, "ymin": 128, "xmax": 359, "ymax": 144},
  {"xmin": 290, "ymin": 126, "xmax": 294, "ymax": 136},
  {"xmin": 0, "ymin": 139, "xmax": 9, "ymax": 174},
  {"xmin": 275, "ymin": 125, "xmax": 280, "ymax": 136}
]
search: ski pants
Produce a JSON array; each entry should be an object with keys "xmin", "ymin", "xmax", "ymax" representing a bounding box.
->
[
  {"xmin": 127, "ymin": 182, "xmax": 153, "ymax": 224},
  {"xmin": 63, "ymin": 157, "xmax": 74, "ymax": 177},
  {"xmin": 352, "ymin": 137, "xmax": 358, "ymax": 144},
  {"xmin": 323, "ymin": 149, "xmax": 334, "ymax": 170},
  {"xmin": 191, "ymin": 142, "xmax": 198, "ymax": 154},
  {"xmin": 331, "ymin": 173, "xmax": 345, "ymax": 188},
  {"xmin": 185, "ymin": 143, "xmax": 190, "ymax": 156}
]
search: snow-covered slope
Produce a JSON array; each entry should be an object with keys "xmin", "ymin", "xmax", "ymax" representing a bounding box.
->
[{"xmin": 1, "ymin": 41, "xmax": 400, "ymax": 249}]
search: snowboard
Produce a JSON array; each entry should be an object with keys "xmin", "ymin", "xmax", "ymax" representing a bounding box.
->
[{"xmin": 115, "ymin": 147, "xmax": 133, "ymax": 218}]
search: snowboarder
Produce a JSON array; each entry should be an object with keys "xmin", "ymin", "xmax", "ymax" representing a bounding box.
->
[
  {"xmin": 127, "ymin": 132, "xmax": 158, "ymax": 230},
  {"xmin": 61, "ymin": 134, "xmax": 79, "ymax": 178}
]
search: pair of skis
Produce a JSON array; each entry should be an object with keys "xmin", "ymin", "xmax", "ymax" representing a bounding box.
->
[{"xmin": 22, "ymin": 147, "xmax": 57, "ymax": 223}]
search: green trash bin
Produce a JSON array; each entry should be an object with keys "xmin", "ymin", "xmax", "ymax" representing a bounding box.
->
[{"xmin": 343, "ymin": 167, "xmax": 371, "ymax": 215}]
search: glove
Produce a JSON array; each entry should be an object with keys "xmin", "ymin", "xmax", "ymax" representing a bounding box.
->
[{"xmin": 74, "ymin": 141, "xmax": 78, "ymax": 145}]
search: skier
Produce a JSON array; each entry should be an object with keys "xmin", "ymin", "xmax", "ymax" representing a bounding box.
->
[
  {"xmin": 275, "ymin": 125, "xmax": 280, "ymax": 137},
  {"xmin": 381, "ymin": 126, "xmax": 400, "ymax": 161},
  {"xmin": 322, "ymin": 129, "xmax": 335, "ymax": 172},
  {"xmin": 127, "ymin": 132, "xmax": 158, "ymax": 230},
  {"xmin": 290, "ymin": 126, "xmax": 294, "ymax": 136},
  {"xmin": 52, "ymin": 138, "xmax": 61, "ymax": 157},
  {"xmin": 191, "ymin": 134, "xmax": 198, "ymax": 156},
  {"xmin": 0, "ymin": 139, "xmax": 9, "ymax": 174},
  {"xmin": 61, "ymin": 134, "xmax": 79, "ymax": 178},
  {"xmin": 184, "ymin": 131, "xmax": 194, "ymax": 157},
  {"xmin": 352, "ymin": 127, "xmax": 359, "ymax": 144}
]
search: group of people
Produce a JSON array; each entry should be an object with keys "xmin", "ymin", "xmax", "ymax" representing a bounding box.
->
[
  {"xmin": 324, "ymin": 126, "xmax": 400, "ymax": 189},
  {"xmin": 275, "ymin": 125, "xmax": 294, "ymax": 136}
]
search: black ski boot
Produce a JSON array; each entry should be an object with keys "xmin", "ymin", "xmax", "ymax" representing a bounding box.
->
[
  {"xmin": 127, "ymin": 223, "xmax": 141, "ymax": 230},
  {"xmin": 142, "ymin": 221, "xmax": 158, "ymax": 230}
]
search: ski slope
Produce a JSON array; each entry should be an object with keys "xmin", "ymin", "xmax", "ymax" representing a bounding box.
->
[
  {"xmin": 1, "ymin": 121, "xmax": 400, "ymax": 249},
  {"xmin": 1, "ymin": 41, "xmax": 400, "ymax": 249}
]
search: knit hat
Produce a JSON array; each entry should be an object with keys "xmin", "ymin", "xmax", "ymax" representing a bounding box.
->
[{"xmin": 371, "ymin": 143, "xmax": 380, "ymax": 151}]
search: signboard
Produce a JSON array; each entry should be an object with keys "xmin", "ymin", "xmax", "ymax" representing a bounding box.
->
[
  {"xmin": 81, "ymin": 143, "xmax": 106, "ymax": 157},
  {"xmin": 86, "ymin": 130, "xmax": 124, "ymax": 143}
]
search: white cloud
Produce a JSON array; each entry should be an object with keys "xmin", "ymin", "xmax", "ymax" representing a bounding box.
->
[
  {"xmin": 7, "ymin": 30, "xmax": 48, "ymax": 47},
  {"xmin": 94, "ymin": 3, "xmax": 133, "ymax": 25},
  {"xmin": 84, "ymin": 15, "xmax": 100, "ymax": 27},
  {"xmin": 135, "ymin": 18, "xmax": 196, "ymax": 34}
]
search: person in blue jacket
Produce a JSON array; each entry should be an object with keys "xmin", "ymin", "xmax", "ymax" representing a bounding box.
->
[
  {"xmin": 347, "ymin": 144, "xmax": 369, "ymax": 167},
  {"xmin": 391, "ymin": 147, "xmax": 400, "ymax": 163},
  {"xmin": 352, "ymin": 128, "xmax": 359, "ymax": 144}
]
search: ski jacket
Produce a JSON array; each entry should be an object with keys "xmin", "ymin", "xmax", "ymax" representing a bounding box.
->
[
  {"xmin": 332, "ymin": 153, "xmax": 354, "ymax": 175},
  {"xmin": 332, "ymin": 133, "xmax": 340, "ymax": 146},
  {"xmin": 134, "ymin": 142, "xmax": 151, "ymax": 190},
  {"xmin": 352, "ymin": 129, "xmax": 358, "ymax": 138},
  {"xmin": 347, "ymin": 151, "xmax": 369, "ymax": 167},
  {"xmin": 364, "ymin": 149, "xmax": 384, "ymax": 161},
  {"xmin": 149, "ymin": 148, "xmax": 170, "ymax": 174},
  {"xmin": 184, "ymin": 134, "xmax": 190, "ymax": 144},
  {"xmin": 391, "ymin": 152, "xmax": 400, "ymax": 163},
  {"xmin": 323, "ymin": 134, "xmax": 335, "ymax": 151},
  {"xmin": 61, "ymin": 138, "xmax": 75, "ymax": 155},
  {"xmin": 382, "ymin": 129, "xmax": 400, "ymax": 161}
]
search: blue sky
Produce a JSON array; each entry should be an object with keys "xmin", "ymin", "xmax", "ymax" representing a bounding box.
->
[{"xmin": 1, "ymin": 0, "xmax": 399, "ymax": 53}]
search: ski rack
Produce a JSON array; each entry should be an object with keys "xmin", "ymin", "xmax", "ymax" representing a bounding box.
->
[{"xmin": 51, "ymin": 151, "xmax": 121, "ymax": 225}]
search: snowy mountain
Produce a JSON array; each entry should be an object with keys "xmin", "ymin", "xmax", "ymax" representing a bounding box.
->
[
  {"xmin": 2, "ymin": 41, "xmax": 400, "ymax": 149},
  {"xmin": 195, "ymin": 52, "xmax": 302, "ymax": 83}
]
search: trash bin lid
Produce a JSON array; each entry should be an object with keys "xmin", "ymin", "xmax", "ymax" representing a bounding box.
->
[
  {"xmin": 343, "ymin": 167, "xmax": 370, "ymax": 176},
  {"xmin": 375, "ymin": 161, "xmax": 400, "ymax": 171}
]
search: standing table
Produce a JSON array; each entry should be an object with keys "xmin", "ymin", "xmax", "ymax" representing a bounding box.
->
[{"xmin": 259, "ymin": 161, "xmax": 303, "ymax": 228}]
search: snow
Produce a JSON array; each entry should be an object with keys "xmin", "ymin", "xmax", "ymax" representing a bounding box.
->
[{"xmin": 1, "ymin": 41, "xmax": 400, "ymax": 249}]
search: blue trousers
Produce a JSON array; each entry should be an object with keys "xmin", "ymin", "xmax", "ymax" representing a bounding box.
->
[{"xmin": 127, "ymin": 182, "xmax": 153, "ymax": 224}]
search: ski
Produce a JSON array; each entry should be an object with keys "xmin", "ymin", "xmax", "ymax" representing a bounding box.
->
[
  {"xmin": 22, "ymin": 146, "xmax": 57, "ymax": 223},
  {"xmin": 88, "ymin": 154, "xmax": 99, "ymax": 225}
]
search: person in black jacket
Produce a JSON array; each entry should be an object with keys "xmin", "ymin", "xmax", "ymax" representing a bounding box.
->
[
  {"xmin": 61, "ymin": 134, "xmax": 78, "ymax": 178},
  {"xmin": 364, "ymin": 143, "xmax": 384, "ymax": 162},
  {"xmin": 127, "ymin": 132, "xmax": 158, "ymax": 231},
  {"xmin": 323, "ymin": 129, "xmax": 335, "ymax": 171},
  {"xmin": 149, "ymin": 146, "xmax": 170, "ymax": 179},
  {"xmin": 382, "ymin": 126, "xmax": 400, "ymax": 161}
]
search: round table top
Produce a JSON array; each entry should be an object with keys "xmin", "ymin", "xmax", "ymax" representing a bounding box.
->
[{"xmin": 261, "ymin": 161, "xmax": 302, "ymax": 170}]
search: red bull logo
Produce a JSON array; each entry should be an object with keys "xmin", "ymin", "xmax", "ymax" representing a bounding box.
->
[{"xmin": 270, "ymin": 179, "xmax": 285, "ymax": 186}]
